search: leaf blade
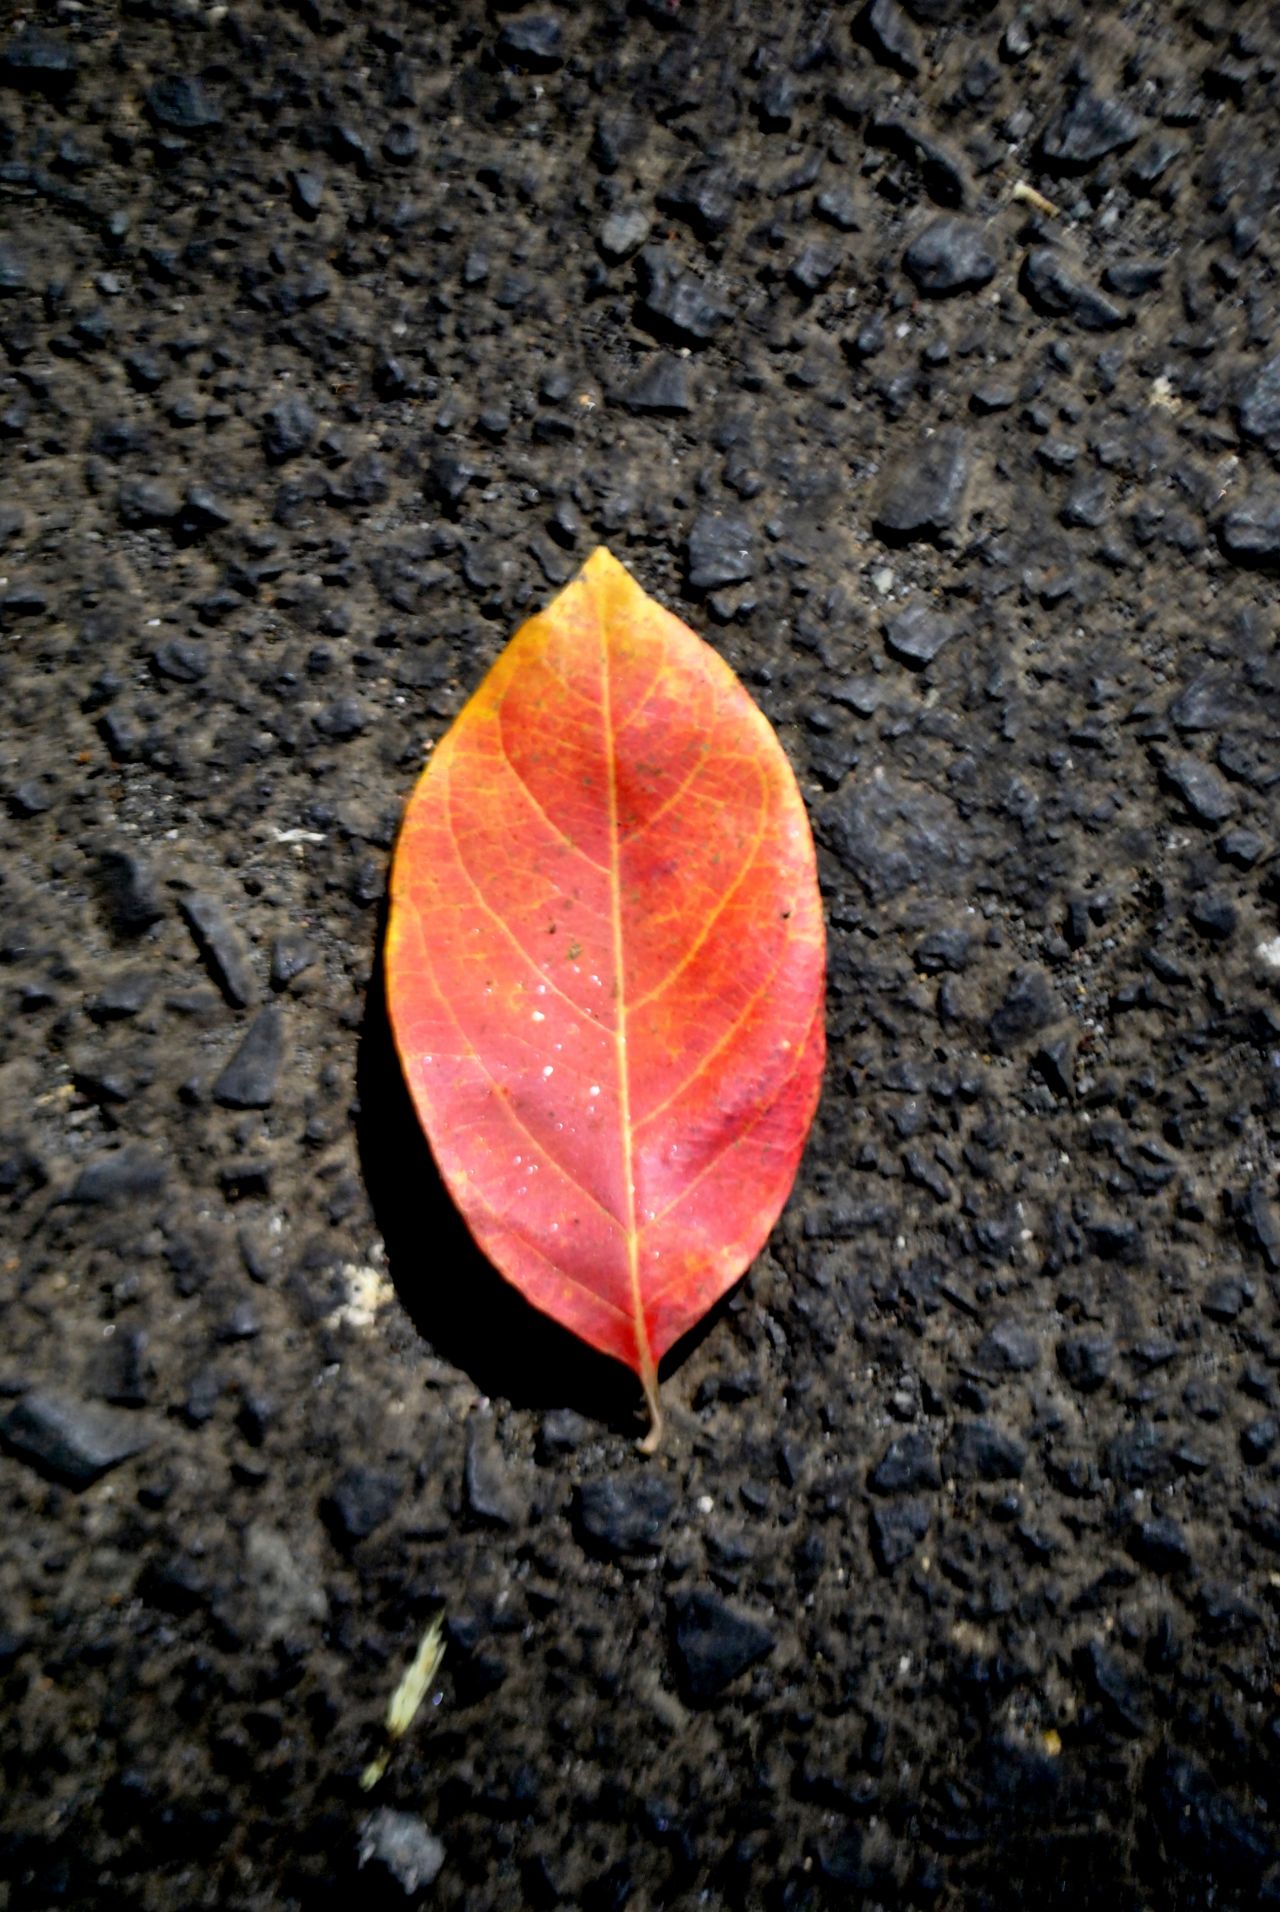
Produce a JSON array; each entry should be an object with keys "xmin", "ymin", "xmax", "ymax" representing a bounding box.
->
[{"xmin": 386, "ymin": 547, "xmax": 825, "ymax": 1431}]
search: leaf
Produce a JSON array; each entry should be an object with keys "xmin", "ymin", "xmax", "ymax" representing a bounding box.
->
[
  {"xmin": 360, "ymin": 1612, "xmax": 446, "ymax": 1791},
  {"xmin": 385, "ymin": 547, "xmax": 825, "ymax": 1447}
]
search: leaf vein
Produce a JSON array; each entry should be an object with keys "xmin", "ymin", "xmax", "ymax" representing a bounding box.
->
[
  {"xmin": 640, "ymin": 1001, "xmax": 821, "ymax": 1242},
  {"xmin": 404, "ymin": 887, "xmax": 627, "ymax": 1232},
  {"xmin": 496, "ymin": 683, "xmax": 611, "ymax": 875},
  {"xmin": 634, "ymin": 916, "xmax": 802, "ymax": 1133},
  {"xmin": 441, "ymin": 755, "xmax": 594, "ymax": 1022},
  {"xmin": 627, "ymin": 764, "xmax": 772, "ymax": 1013}
]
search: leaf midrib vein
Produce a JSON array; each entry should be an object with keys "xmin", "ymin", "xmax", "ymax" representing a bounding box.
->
[{"xmin": 594, "ymin": 576, "xmax": 650, "ymax": 1391}]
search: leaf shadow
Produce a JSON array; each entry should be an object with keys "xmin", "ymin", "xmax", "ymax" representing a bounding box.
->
[{"xmin": 355, "ymin": 908, "xmax": 648, "ymax": 1439}]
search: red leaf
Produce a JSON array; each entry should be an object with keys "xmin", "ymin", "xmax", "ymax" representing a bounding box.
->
[{"xmin": 386, "ymin": 547, "xmax": 825, "ymax": 1445}]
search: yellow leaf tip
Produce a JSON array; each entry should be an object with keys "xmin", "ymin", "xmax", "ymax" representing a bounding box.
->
[{"xmin": 580, "ymin": 544, "xmax": 626, "ymax": 584}]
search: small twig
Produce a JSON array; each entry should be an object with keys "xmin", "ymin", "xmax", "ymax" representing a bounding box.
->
[{"xmin": 1011, "ymin": 180, "xmax": 1061, "ymax": 219}]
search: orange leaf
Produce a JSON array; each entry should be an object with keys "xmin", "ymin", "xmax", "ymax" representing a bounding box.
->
[{"xmin": 385, "ymin": 547, "xmax": 825, "ymax": 1447}]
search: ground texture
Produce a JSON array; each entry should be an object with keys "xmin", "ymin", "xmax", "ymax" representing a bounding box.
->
[{"xmin": 2, "ymin": 1, "xmax": 1280, "ymax": 1907}]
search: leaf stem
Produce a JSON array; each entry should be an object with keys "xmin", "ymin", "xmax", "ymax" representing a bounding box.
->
[{"xmin": 637, "ymin": 1364, "xmax": 663, "ymax": 1454}]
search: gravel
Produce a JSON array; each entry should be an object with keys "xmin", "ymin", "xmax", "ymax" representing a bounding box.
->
[
  {"xmin": 872, "ymin": 426, "xmax": 971, "ymax": 541},
  {"xmin": 1039, "ymin": 82, "xmax": 1142, "ymax": 170},
  {"xmin": 668, "ymin": 1589, "xmax": 776, "ymax": 1704},
  {"xmin": 686, "ymin": 511, "xmax": 754, "ymax": 590},
  {"xmin": 4, "ymin": 5, "xmax": 1280, "ymax": 1908},
  {"xmin": 212, "ymin": 1005, "xmax": 284, "ymax": 1109},
  {"xmin": 883, "ymin": 598, "xmax": 965, "ymax": 667},
  {"xmin": 1221, "ymin": 488, "xmax": 1280, "ymax": 566},
  {"xmin": 617, "ymin": 354, "xmax": 693, "ymax": 415},
  {"xmin": 2, "ymin": 1390, "xmax": 154, "ymax": 1486},
  {"xmin": 178, "ymin": 894, "xmax": 259, "ymax": 1008},
  {"xmin": 576, "ymin": 1471, "xmax": 678, "ymax": 1557},
  {"xmin": 860, "ymin": 0, "xmax": 922, "ymax": 78},
  {"xmin": 358, "ymin": 1809, "xmax": 446, "ymax": 1893},
  {"xmin": 1021, "ymin": 246, "xmax": 1129, "ymax": 331},
  {"xmin": 903, "ymin": 216, "xmax": 997, "ymax": 294}
]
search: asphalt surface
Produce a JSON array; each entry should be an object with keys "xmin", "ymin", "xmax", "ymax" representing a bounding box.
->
[{"xmin": 2, "ymin": 2, "xmax": 1280, "ymax": 1907}]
